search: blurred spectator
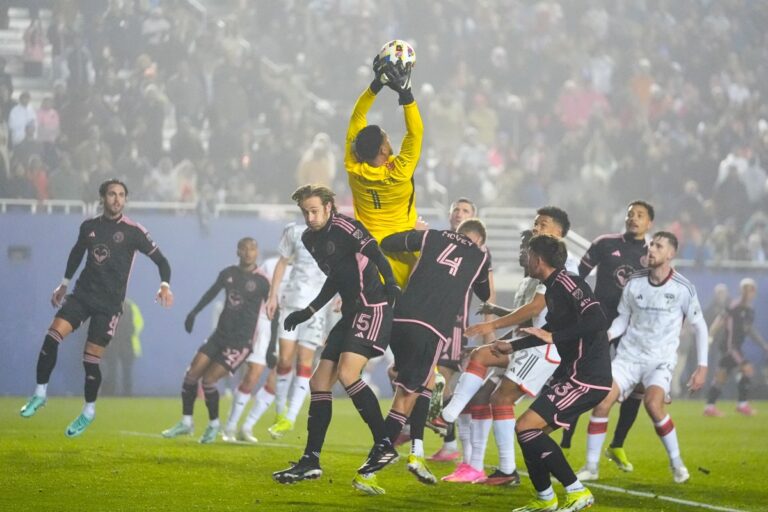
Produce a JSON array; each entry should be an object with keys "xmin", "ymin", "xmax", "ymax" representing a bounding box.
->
[
  {"xmin": 26, "ymin": 154, "xmax": 48, "ymax": 201},
  {"xmin": 36, "ymin": 97, "xmax": 60, "ymax": 144},
  {"xmin": 8, "ymin": 92, "xmax": 35, "ymax": 145},
  {"xmin": 5, "ymin": 162, "xmax": 35, "ymax": 199},
  {"xmin": 48, "ymin": 153, "xmax": 84, "ymax": 200},
  {"xmin": 0, "ymin": 57, "xmax": 13, "ymax": 96},
  {"xmin": 22, "ymin": 18, "xmax": 46, "ymax": 78},
  {"xmin": 296, "ymin": 132, "xmax": 335, "ymax": 187}
]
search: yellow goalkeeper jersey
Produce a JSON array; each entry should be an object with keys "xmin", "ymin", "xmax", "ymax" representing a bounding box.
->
[{"xmin": 345, "ymin": 87, "xmax": 424, "ymax": 287}]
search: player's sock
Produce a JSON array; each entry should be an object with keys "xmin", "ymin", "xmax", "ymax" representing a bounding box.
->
[
  {"xmin": 83, "ymin": 352, "xmax": 102, "ymax": 403},
  {"xmin": 442, "ymin": 361, "xmax": 487, "ymax": 422},
  {"xmin": 492, "ymin": 404, "xmax": 517, "ymax": 474},
  {"xmin": 409, "ymin": 391, "xmax": 430, "ymax": 447},
  {"xmin": 458, "ymin": 410, "xmax": 472, "ymax": 462},
  {"xmin": 611, "ymin": 396, "xmax": 641, "ymax": 448},
  {"xmin": 411, "ymin": 438, "xmax": 424, "ymax": 458},
  {"xmin": 469, "ymin": 404, "xmax": 492, "ymax": 472},
  {"xmin": 82, "ymin": 401, "xmax": 96, "ymax": 419},
  {"xmin": 738, "ymin": 376, "xmax": 751, "ymax": 403},
  {"xmin": 383, "ymin": 409, "xmax": 408, "ymax": 443},
  {"xmin": 275, "ymin": 365, "xmax": 293, "ymax": 416},
  {"xmin": 304, "ymin": 391, "xmax": 332, "ymax": 458},
  {"xmin": 226, "ymin": 388, "xmax": 251, "ymax": 430},
  {"xmin": 286, "ymin": 364, "xmax": 312, "ymax": 422},
  {"xmin": 202, "ymin": 383, "xmax": 219, "ymax": 421},
  {"xmin": 564, "ymin": 479, "xmax": 585, "ymax": 492},
  {"xmin": 181, "ymin": 415, "xmax": 193, "ymax": 427},
  {"xmin": 706, "ymin": 385, "xmax": 721, "ymax": 405},
  {"xmin": 243, "ymin": 385, "xmax": 275, "ymax": 431},
  {"xmin": 518, "ymin": 428, "xmax": 579, "ymax": 489},
  {"xmin": 654, "ymin": 414, "xmax": 682, "ymax": 468},
  {"xmin": 537, "ymin": 485, "xmax": 556, "ymax": 501},
  {"xmin": 36, "ymin": 330, "xmax": 63, "ymax": 392},
  {"xmin": 181, "ymin": 379, "xmax": 197, "ymax": 416},
  {"xmin": 585, "ymin": 416, "xmax": 608, "ymax": 470},
  {"xmin": 560, "ymin": 414, "xmax": 578, "ymax": 449},
  {"xmin": 345, "ymin": 379, "xmax": 386, "ymax": 442}
]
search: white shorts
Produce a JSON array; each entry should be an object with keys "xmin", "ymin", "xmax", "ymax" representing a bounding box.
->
[
  {"xmin": 246, "ymin": 313, "xmax": 272, "ymax": 366},
  {"xmin": 612, "ymin": 355, "xmax": 675, "ymax": 402},
  {"xmin": 277, "ymin": 304, "xmax": 328, "ymax": 348},
  {"xmin": 503, "ymin": 344, "xmax": 560, "ymax": 397}
]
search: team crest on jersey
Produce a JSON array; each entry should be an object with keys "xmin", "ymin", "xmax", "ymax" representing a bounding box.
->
[
  {"xmin": 113, "ymin": 231, "xmax": 125, "ymax": 243},
  {"xmin": 665, "ymin": 293, "xmax": 675, "ymax": 303},
  {"xmin": 245, "ymin": 280, "xmax": 257, "ymax": 292},
  {"xmin": 572, "ymin": 288, "xmax": 584, "ymax": 300},
  {"xmin": 614, "ymin": 264, "xmax": 635, "ymax": 288},
  {"xmin": 92, "ymin": 244, "xmax": 110, "ymax": 264},
  {"xmin": 326, "ymin": 241, "xmax": 336, "ymax": 255},
  {"xmin": 352, "ymin": 229, "xmax": 364, "ymax": 240}
]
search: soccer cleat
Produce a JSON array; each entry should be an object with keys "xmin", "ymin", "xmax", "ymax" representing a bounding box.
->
[
  {"xmin": 512, "ymin": 496, "xmax": 558, "ymax": 512},
  {"xmin": 20, "ymin": 395, "xmax": 46, "ymax": 418},
  {"xmin": 575, "ymin": 466, "xmax": 599, "ymax": 481},
  {"xmin": 605, "ymin": 446, "xmax": 634, "ymax": 472},
  {"xmin": 221, "ymin": 427, "xmax": 237, "ymax": 443},
  {"xmin": 199, "ymin": 424, "xmax": 220, "ymax": 444},
  {"xmin": 407, "ymin": 454, "xmax": 437, "ymax": 484},
  {"xmin": 273, "ymin": 455, "xmax": 323, "ymax": 484},
  {"xmin": 703, "ymin": 405, "xmax": 724, "ymax": 417},
  {"xmin": 428, "ymin": 371, "xmax": 446, "ymax": 422},
  {"xmin": 358, "ymin": 439, "xmax": 399, "ymax": 474},
  {"xmin": 268, "ymin": 416, "xmax": 294, "ymax": 439},
  {"xmin": 441, "ymin": 463, "xmax": 472, "ymax": 482},
  {"xmin": 476, "ymin": 468, "xmax": 521, "ymax": 486},
  {"xmin": 736, "ymin": 403, "xmax": 756, "ymax": 416},
  {"xmin": 161, "ymin": 421, "xmax": 194, "ymax": 438},
  {"xmin": 442, "ymin": 464, "xmax": 485, "ymax": 483},
  {"xmin": 672, "ymin": 464, "xmax": 690, "ymax": 484},
  {"xmin": 352, "ymin": 473, "xmax": 385, "ymax": 495},
  {"xmin": 65, "ymin": 413, "xmax": 93, "ymax": 438},
  {"xmin": 237, "ymin": 428, "xmax": 258, "ymax": 444},
  {"xmin": 426, "ymin": 414, "xmax": 449, "ymax": 437},
  {"xmin": 428, "ymin": 446, "xmax": 461, "ymax": 462},
  {"xmin": 558, "ymin": 487, "xmax": 595, "ymax": 511}
]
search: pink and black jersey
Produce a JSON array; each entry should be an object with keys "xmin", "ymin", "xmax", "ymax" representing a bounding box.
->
[
  {"xmin": 206, "ymin": 266, "xmax": 271, "ymax": 344},
  {"xmin": 722, "ymin": 300, "xmax": 755, "ymax": 353}
]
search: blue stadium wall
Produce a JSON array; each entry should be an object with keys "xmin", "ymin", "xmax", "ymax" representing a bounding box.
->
[{"xmin": 1, "ymin": 212, "xmax": 767, "ymax": 396}]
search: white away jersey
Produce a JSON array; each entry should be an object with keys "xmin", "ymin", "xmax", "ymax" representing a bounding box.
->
[
  {"xmin": 277, "ymin": 222, "xmax": 326, "ymax": 308},
  {"xmin": 613, "ymin": 269, "xmax": 703, "ymax": 362}
]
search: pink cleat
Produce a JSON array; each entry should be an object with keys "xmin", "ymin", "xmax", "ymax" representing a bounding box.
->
[
  {"xmin": 703, "ymin": 405, "xmax": 724, "ymax": 417},
  {"xmin": 736, "ymin": 403, "xmax": 756, "ymax": 416},
  {"xmin": 428, "ymin": 446, "xmax": 461, "ymax": 462},
  {"xmin": 441, "ymin": 463, "xmax": 472, "ymax": 482},
  {"xmin": 442, "ymin": 463, "xmax": 486, "ymax": 483}
]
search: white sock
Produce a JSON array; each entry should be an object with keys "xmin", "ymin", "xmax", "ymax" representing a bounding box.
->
[
  {"xmin": 538, "ymin": 485, "xmax": 555, "ymax": 500},
  {"xmin": 286, "ymin": 375, "xmax": 310, "ymax": 422},
  {"xmin": 654, "ymin": 414, "xmax": 682, "ymax": 466},
  {"xmin": 442, "ymin": 439, "xmax": 458, "ymax": 452},
  {"xmin": 209, "ymin": 418, "xmax": 220, "ymax": 428},
  {"xmin": 82, "ymin": 402, "xmax": 96, "ymax": 419},
  {"xmin": 493, "ymin": 418, "xmax": 517, "ymax": 474},
  {"xmin": 411, "ymin": 438, "xmax": 424, "ymax": 457},
  {"xmin": 442, "ymin": 369, "xmax": 486, "ymax": 423},
  {"xmin": 458, "ymin": 413, "xmax": 472, "ymax": 463},
  {"xmin": 585, "ymin": 416, "xmax": 609, "ymax": 470},
  {"xmin": 401, "ymin": 423, "xmax": 411, "ymax": 437},
  {"xmin": 275, "ymin": 369, "xmax": 293, "ymax": 416},
  {"xmin": 565, "ymin": 479, "xmax": 584, "ymax": 492},
  {"xmin": 242, "ymin": 387, "xmax": 275, "ymax": 431},
  {"xmin": 469, "ymin": 412, "xmax": 492, "ymax": 472},
  {"xmin": 182, "ymin": 414, "xmax": 193, "ymax": 427},
  {"xmin": 225, "ymin": 390, "xmax": 251, "ymax": 430},
  {"xmin": 35, "ymin": 384, "xmax": 48, "ymax": 398}
]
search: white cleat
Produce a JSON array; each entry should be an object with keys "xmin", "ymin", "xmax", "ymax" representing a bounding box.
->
[
  {"xmin": 575, "ymin": 466, "xmax": 599, "ymax": 481},
  {"xmin": 221, "ymin": 428, "xmax": 237, "ymax": 442},
  {"xmin": 237, "ymin": 428, "xmax": 258, "ymax": 443},
  {"xmin": 672, "ymin": 465, "xmax": 690, "ymax": 484}
]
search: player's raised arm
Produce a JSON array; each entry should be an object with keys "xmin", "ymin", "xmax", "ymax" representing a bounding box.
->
[
  {"xmin": 380, "ymin": 229, "xmax": 426, "ymax": 253},
  {"xmin": 345, "ymin": 59, "xmax": 385, "ymax": 169}
]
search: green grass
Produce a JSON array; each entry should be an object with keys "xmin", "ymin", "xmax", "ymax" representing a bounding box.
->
[{"xmin": 1, "ymin": 396, "xmax": 766, "ymax": 511}]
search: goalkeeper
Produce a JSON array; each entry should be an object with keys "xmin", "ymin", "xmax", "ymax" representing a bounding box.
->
[{"xmin": 345, "ymin": 55, "xmax": 424, "ymax": 288}]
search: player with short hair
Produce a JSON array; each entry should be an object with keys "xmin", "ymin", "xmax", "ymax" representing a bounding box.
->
[
  {"xmin": 345, "ymin": 52, "xmax": 424, "ymax": 287},
  {"xmin": 704, "ymin": 278, "xmax": 768, "ymax": 416},
  {"xmin": 161, "ymin": 238, "xmax": 270, "ymax": 444},
  {"xmin": 577, "ymin": 231, "xmax": 708, "ymax": 485},
  {"xmin": 20, "ymin": 179, "xmax": 173, "ymax": 437},
  {"xmin": 272, "ymin": 185, "xmax": 399, "ymax": 494}
]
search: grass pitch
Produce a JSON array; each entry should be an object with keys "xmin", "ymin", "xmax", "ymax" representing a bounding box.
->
[{"xmin": 1, "ymin": 396, "xmax": 765, "ymax": 511}]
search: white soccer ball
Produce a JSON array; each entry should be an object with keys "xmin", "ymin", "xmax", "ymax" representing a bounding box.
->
[{"xmin": 377, "ymin": 39, "xmax": 416, "ymax": 69}]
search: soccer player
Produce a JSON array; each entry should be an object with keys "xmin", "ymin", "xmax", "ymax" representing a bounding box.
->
[
  {"xmin": 20, "ymin": 179, "xmax": 173, "ymax": 437},
  {"xmin": 376, "ymin": 219, "xmax": 491, "ymax": 490},
  {"xmin": 272, "ymin": 185, "xmax": 399, "ymax": 493},
  {"xmin": 265, "ymin": 221, "xmax": 331, "ymax": 439},
  {"xmin": 500, "ymin": 235, "xmax": 610, "ymax": 512},
  {"xmin": 560, "ymin": 200, "xmax": 653, "ymax": 469},
  {"xmin": 704, "ymin": 278, "xmax": 768, "ymax": 416},
  {"xmin": 345, "ymin": 53, "xmax": 424, "ymax": 287},
  {"xmin": 161, "ymin": 238, "xmax": 270, "ymax": 444},
  {"xmin": 577, "ymin": 232, "xmax": 708, "ymax": 485}
]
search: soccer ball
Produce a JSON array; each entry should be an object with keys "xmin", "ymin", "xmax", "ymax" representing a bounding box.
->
[{"xmin": 377, "ymin": 39, "xmax": 416, "ymax": 70}]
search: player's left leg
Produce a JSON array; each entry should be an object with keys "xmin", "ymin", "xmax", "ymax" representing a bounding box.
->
[
  {"xmin": 736, "ymin": 362, "xmax": 756, "ymax": 415},
  {"xmin": 271, "ymin": 343, "xmax": 317, "ymax": 438},
  {"xmin": 644, "ymin": 385, "xmax": 689, "ymax": 483},
  {"xmin": 605, "ymin": 386, "xmax": 643, "ymax": 472},
  {"xmin": 65, "ymin": 339, "xmax": 107, "ymax": 438},
  {"xmin": 240, "ymin": 369, "xmax": 276, "ymax": 442},
  {"xmin": 577, "ymin": 382, "xmax": 620, "ymax": 481},
  {"xmin": 223, "ymin": 362, "xmax": 265, "ymax": 441},
  {"xmin": 198, "ymin": 362, "xmax": 232, "ymax": 444},
  {"xmin": 477, "ymin": 377, "xmax": 524, "ymax": 486}
]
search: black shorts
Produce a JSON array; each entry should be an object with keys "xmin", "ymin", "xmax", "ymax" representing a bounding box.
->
[
  {"xmin": 529, "ymin": 378, "xmax": 609, "ymax": 432},
  {"xmin": 320, "ymin": 304, "xmax": 392, "ymax": 363},
  {"xmin": 391, "ymin": 322, "xmax": 443, "ymax": 393},
  {"xmin": 198, "ymin": 333, "xmax": 252, "ymax": 374},
  {"xmin": 718, "ymin": 349, "xmax": 745, "ymax": 371},
  {"xmin": 437, "ymin": 324, "xmax": 467, "ymax": 370},
  {"xmin": 55, "ymin": 294, "xmax": 121, "ymax": 347}
]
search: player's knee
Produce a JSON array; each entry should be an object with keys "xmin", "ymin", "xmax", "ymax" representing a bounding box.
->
[{"xmin": 336, "ymin": 368, "xmax": 359, "ymax": 388}]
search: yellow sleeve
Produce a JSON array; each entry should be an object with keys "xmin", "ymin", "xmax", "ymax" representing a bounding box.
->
[
  {"xmin": 344, "ymin": 87, "xmax": 377, "ymax": 170},
  {"xmin": 390, "ymin": 101, "xmax": 423, "ymax": 181}
]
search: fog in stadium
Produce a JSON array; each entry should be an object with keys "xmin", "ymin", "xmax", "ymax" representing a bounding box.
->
[{"xmin": 1, "ymin": 2, "xmax": 767, "ymax": 511}]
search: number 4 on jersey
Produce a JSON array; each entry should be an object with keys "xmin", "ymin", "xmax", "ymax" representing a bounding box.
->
[{"xmin": 437, "ymin": 244, "xmax": 463, "ymax": 276}]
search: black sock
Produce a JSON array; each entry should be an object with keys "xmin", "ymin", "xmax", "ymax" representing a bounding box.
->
[
  {"xmin": 202, "ymin": 383, "xmax": 219, "ymax": 421},
  {"xmin": 518, "ymin": 429, "xmax": 577, "ymax": 491},
  {"xmin": 611, "ymin": 396, "xmax": 642, "ymax": 448},
  {"xmin": 345, "ymin": 379, "xmax": 386, "ymax": 443},
  {"xmin": 410, "ymin": 391, "xmax": 431, "ymax": 442},
  {"xmin": 83, "ymin": 352, "xmax": 102, "ymax": 403},
  {"xmin": 443, "ymin": 396, "xmax": 456, "ymax": 442},
  {"xmin": 384, "ymin": 409, "xmax": 408, "ymax": 442},
  {"xmin": 738, "ymin": 376, "xmax": 751, "ymax": 402},
  {"xmin": 706, "ymin": 385, "xmax": 721, "ymax": 405},
  {"xmin": 36, "ymin": 330, "xmax": 62, "ymax": 384},
  {"xmin": 304, "ymin": 391, "xmax": 332, "ymax": 459},
  {"xmin": 560, "ymin": 415, "xmax": 579, "ymax": 449},
  {"xmin": 181, "ymin": 380, "xmax": 197, "ymax": 416}
]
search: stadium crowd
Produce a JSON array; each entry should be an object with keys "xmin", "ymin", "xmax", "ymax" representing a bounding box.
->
[{"xmin": 0, "ymin": 0, "xmax": 766, "ymax": 262}]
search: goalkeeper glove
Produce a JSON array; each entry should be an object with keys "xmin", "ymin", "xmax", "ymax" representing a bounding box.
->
[
  {"xmin": 382, "ymin": 61, "xmax": 414, "ymax": 104},
  {"xmin": 370, "ymin": 55, "xmax": 385, "ymax": 94}
]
